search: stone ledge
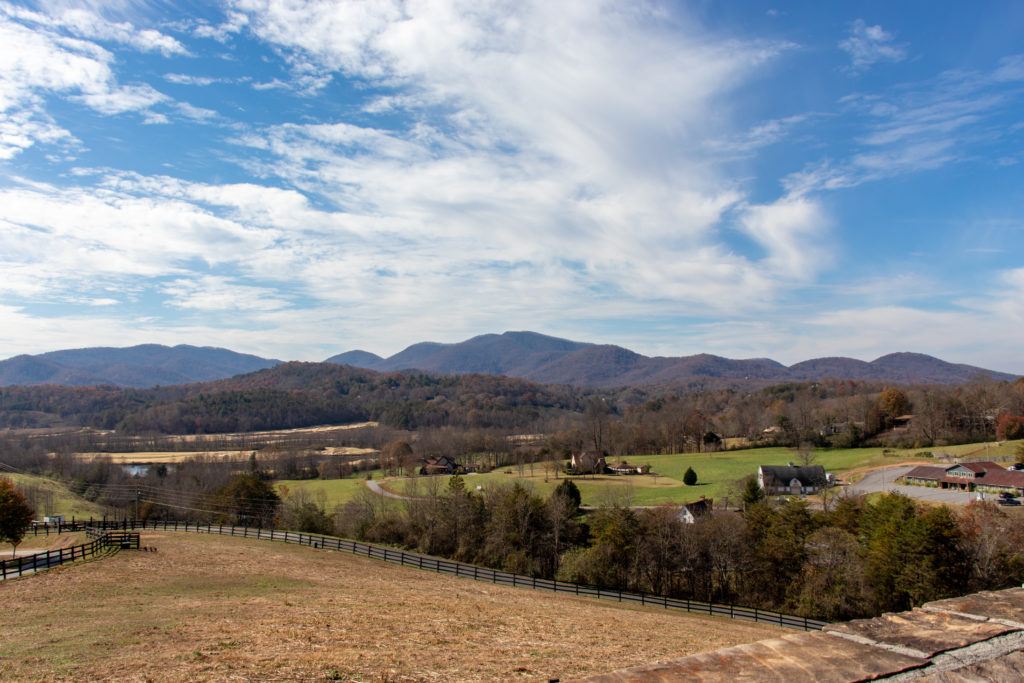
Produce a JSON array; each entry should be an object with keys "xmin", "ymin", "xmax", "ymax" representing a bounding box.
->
[{"xmin": 570, "ymin": 588, "xmax": 1024, "ymax": 682}]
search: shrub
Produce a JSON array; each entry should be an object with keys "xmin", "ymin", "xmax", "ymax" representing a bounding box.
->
[{"xmin": 683, "ymin": 467, "xmax": 697, "ymax": 486}]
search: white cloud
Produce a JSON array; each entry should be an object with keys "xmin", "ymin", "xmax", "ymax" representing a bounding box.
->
[
  {"xmin": 0, "ymin": 109, "xmax": 73, "ymax": 158},
  {"xmin": 217, "ymin": 0, "xmax": 805, "ymax": 316},
  {"xmin": 839, "ymin": 19, "xmax": 907, "ymax": 72},
  {"xmin": 164, "ymin": 73, "xmax": 232, "ymax": 86},
  {"xmin": 2, "ymin": 3, "xmax": 189, "ymax": 56},
  {"xmin": 0, "ymin": 10, "xmax": 178, "ymax": 155},
  {"xmin": 73, "ymin": 82, "xmax": 168, "ymax": 114},
  {"xmin": 163, "ymin": 275, "xmax": 292, "ymax": 312},
  {"xmin": 740, "ymin": 195, "xmax": 831, "ymax": 279}
]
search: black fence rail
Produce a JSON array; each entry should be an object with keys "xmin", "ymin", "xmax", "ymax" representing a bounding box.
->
[
  {"xmin": 1, "ymin": 529, "xmax": 140, "ymax": 580},
  {"xmin": 28, "ymin": 520, "xmax": 827, "ymax": 631}
]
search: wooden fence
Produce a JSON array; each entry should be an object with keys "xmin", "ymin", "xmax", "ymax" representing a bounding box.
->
[
  {"xmin": 1, "ymin": 529, "xmax": 139, "ymax": 580},
  {"xmin": 27, "ymin": 520, "xmax": 827, "ymax": 631}
]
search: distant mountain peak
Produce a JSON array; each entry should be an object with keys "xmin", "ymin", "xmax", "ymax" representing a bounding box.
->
[{"xmin": 322, "ymin": 332, "xmax": 1018, "ymax": 387}]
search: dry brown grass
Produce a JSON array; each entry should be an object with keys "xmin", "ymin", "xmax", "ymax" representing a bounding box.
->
[
  {"xmin": 74, "ymin": 446, "xmax": 379, "ymax": 464},
  {"xmin": 2, "ymin": 532, "xmax": 783, "ymax": 682},
  {"xmin": 13, "ymin": 531, "xmax": 87, "ymax": 553}
]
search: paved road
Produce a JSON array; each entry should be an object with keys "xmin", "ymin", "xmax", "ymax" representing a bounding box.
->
[
  {"xmin": 0, "ymin": 551, "xmax": 65, "ymax": 580},
  {"xmin": 848, "ymin": 465, "xmax": 985, "ymax": 504},
  {"xmin": 365, "ymin": 478, "xmax": 416, "ymax": 500}
]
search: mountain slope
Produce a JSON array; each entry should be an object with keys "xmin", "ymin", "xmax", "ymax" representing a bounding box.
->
[
  {"xmin": 326, "ymin": 333, "xmax": 1018, "ymax": 387},
  {"xmin": 0, "ymin": 345, "xmax": 281, "ymax": 388}
]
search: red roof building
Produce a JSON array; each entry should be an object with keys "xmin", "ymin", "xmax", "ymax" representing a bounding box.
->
[{"xmin": 903, "ymin": 462, "xmax": 1024, "ymax": 494}]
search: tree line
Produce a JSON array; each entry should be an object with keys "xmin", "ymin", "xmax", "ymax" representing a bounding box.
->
[
  {"xmin": 3, "ymin": 364, "xmax": 1023, "ymax": 457},
  {"xmin": 327, "ymin": 479, "xmax": 1024, "ymax": 621}
]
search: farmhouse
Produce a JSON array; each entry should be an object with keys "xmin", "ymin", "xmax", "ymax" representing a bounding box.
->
[
  {"xmin": 677, "ymin": 497, "xmax": 713, "ymax": 524},
  {"xmin": 903, "ymin": 461, "xmax": 1024, "ymax": 495},
  {"xmin": 419, "ymin": 455, "xmax": 458, "ymax": 475},
  {"xmin": 571, "ymin": 451, "xmax": 606, "ymax": 475},
  {"xmin": 758, "ymin": 464, "xmax": 829, "ymax": 495}
]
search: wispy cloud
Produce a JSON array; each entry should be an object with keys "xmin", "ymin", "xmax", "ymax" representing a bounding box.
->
[
  {"xmin": 786, "ymin": 59, "xmax": 1024, "ymax": 193},
  {"xmin": 1, "ymin": 2, "xmax": 189, "ymax": 56},
  {"xmin": 839, "ymin": 19, "xmax": 907, "ymax": 72}
]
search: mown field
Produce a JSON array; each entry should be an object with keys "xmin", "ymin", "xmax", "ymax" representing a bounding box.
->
[{"xmin": 1, "ymin": 531, "xmax": 783, "ymax": 681}]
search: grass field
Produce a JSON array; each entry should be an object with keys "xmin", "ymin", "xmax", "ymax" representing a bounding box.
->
[
  {"xmin": 274, "ymin": 473, "xmax": 383, "ymax": 503},
  {"xmin": 4, "ymin": 472, "xmax": 107, "ymax": 519},
  {"xmin": 13, "ymin": 531, "xmax": 87, "ymax": 554},
  {"xmin": 1, "ymin": 531, "xmax": 783, "ymax": 681},
  {"xmin": 375, "ymin": 439, "xmax": 1024, "ymax": 507}
]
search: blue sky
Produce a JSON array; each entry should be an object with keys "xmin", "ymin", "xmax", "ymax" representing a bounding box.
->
[{"xmin": 1, "ymin": 1, "xmax": 1023, "ymax": 372}]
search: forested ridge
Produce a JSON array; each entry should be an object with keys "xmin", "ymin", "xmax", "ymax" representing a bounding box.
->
[
  {"xmin": 3, "ymin": 363, "xmax": 1024, "ymax": 454},
  {"xmin": 0, "ymin": 363, "xmax": 589, "ymax": 433}
]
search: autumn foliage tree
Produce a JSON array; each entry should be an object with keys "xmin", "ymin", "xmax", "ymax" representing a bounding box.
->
[
  {"xmin": 0, "ymin": 477, "xmax": 35, "ymax": 558},
  {"xmin": 995, "ymin": 414, "xmax": 1024, "ymax": 441}
]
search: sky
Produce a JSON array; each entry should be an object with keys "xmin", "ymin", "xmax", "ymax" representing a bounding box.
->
[{"xmin": 1, "ymin": 1, "xmax": 1023, "ymax": 373}]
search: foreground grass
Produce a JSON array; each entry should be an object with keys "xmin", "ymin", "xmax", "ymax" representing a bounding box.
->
[{"xmin": 1, "ymin": 532, "xmax": 782, "ymax": 681}]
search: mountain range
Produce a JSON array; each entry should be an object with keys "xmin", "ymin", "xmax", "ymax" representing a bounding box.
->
[
  {"xmin": 0, "ymin": 344, "xmax": 281, "ymax": 388},
  {"xmin": 332, "ymin": 331, "xmax": 1017, "ymax": 387},
  {"xmin": 0, "ymin": 332, "xmax": 1016, "ymax": 389}
]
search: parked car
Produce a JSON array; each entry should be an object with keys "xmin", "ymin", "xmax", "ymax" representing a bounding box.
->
[
  {"xmin": 997, "ymin": 496, "xmax": 1022, "ymax": 506},
  {"xmin": 1009, "ymin": 463, "xmax": 1024, "ymax": 471}
]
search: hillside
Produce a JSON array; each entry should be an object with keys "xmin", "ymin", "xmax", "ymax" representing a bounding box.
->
[
  {"xmin": 3, "ymin": 472, "xmax": 106, "ymax": 519},
  {"xmin": 0, "ymin": 362, "xmax": 588, "ymax": 433},
  {"xmin": 2, "ymin": 531, "xmax": 781, "ymax": 681},
  {"xmin": 326, "ymin": 331, "xmax": 1017, "ymax": 387},
  {"xmin": 0, "ymin": 345, "xmax": 281, "ymax": 388}
]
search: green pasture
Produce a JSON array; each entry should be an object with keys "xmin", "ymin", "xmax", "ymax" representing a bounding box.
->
[
  {"xmin": 4, "ymin": 472, "xmax": 107, "ymax": 519},
  {"xmin": 275, "ymin": 440, "xmax": 1023, "ymax": 509},
  {"xmin": 274, "ymin": 471, "xmax": 384, "ymax": 507}
]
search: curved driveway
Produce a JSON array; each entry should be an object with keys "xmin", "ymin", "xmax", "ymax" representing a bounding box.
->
[
  {"xmin": 848, "ymin": 465, "xmax": 985, "ymax": 504},
  {"xmin": 366, "ymin": 478, "xmax": 417, "ymax": 500}
]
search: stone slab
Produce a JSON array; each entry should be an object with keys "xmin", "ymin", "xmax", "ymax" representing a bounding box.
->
[
  {"xmin": 923, "ymin": 588, "xmax": 1024, "ymax": 627},
  {"xmin": 825, "ymin": 608, "xmax": 1018, "ymax": 658},
  {"xmin": 574, "ymin": 631, "xmax": 927, "ymax": 682},
  {"xmin": 916, "ymin": 649, "xmax": 1024, "ymax": 681}
]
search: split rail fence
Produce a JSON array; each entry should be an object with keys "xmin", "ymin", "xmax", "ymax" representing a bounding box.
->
[
  {"xmin": 24, "ymin": 519, "xmax": 827, "ymax": 631},
  {"xmin": 1, "ymin": 528, "xmax": 139, "ymax": 580}
]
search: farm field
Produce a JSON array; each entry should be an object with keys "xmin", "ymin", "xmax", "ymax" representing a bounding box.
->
[
  {"xmin": 3, "ymin": 472, "xmax": 106, "ymax": 519},
  {"xmin": 382, "ymin": 440, "xmax": 1024, "ymax": 507},
  {"xmin": 73, "ymin": 446, "xmax": 377, "ymax": 464},
  {"xmin": 1, "ymin": 531, "xmax": 783, "ymax": 681},
  {"xmin": 274, "ymin": 473, "xmax": 383, "ymax": 503}
]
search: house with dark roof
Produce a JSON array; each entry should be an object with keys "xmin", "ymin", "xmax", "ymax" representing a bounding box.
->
[
  {"xmin": 419, "ymin": 455, "xmax": 458, "ymax": 475},
  {"xmin": 903, "ymin": 461, "xmax": 1024, "ymax": 495},
  {"xmin": 609, "ymin": 461, "xmax": 646, "ymax": 475},
  {"xmin": 758, "ymin": 464, "xmax": 829, "ymax": 495}
]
